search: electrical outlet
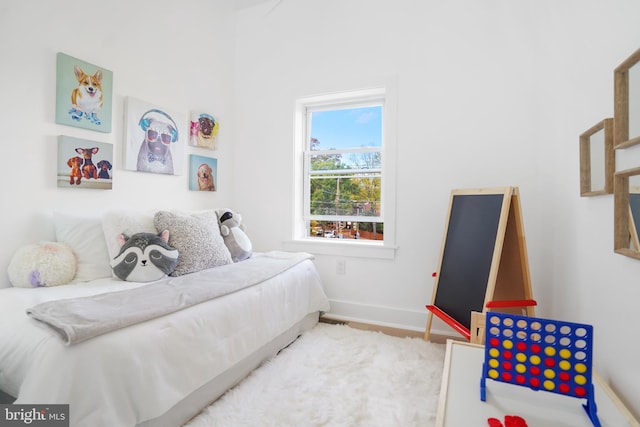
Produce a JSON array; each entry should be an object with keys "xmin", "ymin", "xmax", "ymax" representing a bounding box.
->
[{"xmin": 336, "ymin": 259, "xmax": 346, "ymax": 275}]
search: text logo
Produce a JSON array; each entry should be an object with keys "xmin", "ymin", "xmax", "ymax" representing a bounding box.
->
[{"xmin": 0, "ymin": 405, "xmax": 69, "ymax": 426}]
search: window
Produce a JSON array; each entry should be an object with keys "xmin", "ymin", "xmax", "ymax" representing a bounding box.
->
[
  {"xmin": 289, "ymin": 85, "xmax": 397, "ymax": 258},
  {"xmin": 306, "ymin": 103, "xmax": 383, "ymax": 241}
]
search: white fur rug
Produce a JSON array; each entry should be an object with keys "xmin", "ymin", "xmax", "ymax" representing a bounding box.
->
[{"xmin": 184, "ymin": 323, "xmax": 446, "ymax": 427}]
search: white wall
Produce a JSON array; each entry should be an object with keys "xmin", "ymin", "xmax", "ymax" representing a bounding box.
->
[
  {"xmin": 232, "ymin": 0, "xmax": 640, "ymax": 417},
  {"xmin": 1, "ymin": 0, "xmax": 639, "ymax": 418},
  {"xmin": 0, "ymin": 0, "xmax": 236, "ymax": 285}
]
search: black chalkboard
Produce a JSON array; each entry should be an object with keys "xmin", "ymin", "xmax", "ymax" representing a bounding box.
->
[
  {"xmin": 433, "ymin": 193, "xmax": 504, "ymax": 330},
  {"xmin": 425, "ymin": 187, "xmax": 535, "ymax": 341}
]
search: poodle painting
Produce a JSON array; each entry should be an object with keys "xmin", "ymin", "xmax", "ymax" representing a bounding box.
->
[
  {"xmin": 189, "ymin": 154, "xmax": 217, "ymax": 192},
  {"xmin": 55, "ymin": 53, "xmax": 113, "ymax": 132}
]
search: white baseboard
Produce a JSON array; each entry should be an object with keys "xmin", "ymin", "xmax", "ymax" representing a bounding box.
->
[{"xmin": 324, "ymin": 299, "xmax": 451, "ymax": 336}]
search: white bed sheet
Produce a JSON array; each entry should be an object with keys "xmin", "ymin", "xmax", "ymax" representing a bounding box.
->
[{"xmin": 0, "ymin": 258, "xmax": 329, "ymax": 426}]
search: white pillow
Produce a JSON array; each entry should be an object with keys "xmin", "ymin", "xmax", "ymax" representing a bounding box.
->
[
  {"xmin": 53, "ymin": 211, "xmax": 112, "ymax": 281},
  {"xmin": 154, "ymin": 210, "xmax": 233, "ymax": 276},
  {"xmin": 102, "ymin": 210, "xmax": 157, "ymax": 262}
]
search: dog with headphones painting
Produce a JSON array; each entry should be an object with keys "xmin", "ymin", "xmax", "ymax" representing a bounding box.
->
[{"xmin": 136, "ymin": 109, "xmax": 179, "ymax": 175}]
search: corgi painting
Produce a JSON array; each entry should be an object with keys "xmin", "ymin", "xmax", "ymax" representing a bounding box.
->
[
  {"xmin": 55, "ymin": 53, "xmax": 113, "ymax": 132},
  {"xmin": 69, "ymin": 66, "xmax": 103, "ymax": 125}
]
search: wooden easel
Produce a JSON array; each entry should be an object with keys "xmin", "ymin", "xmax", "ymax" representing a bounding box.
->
[{"xmin": 424, "ymin": 187, "xmax": 536, "ymax": 341}]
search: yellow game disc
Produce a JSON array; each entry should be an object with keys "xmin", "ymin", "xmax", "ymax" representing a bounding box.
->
[
  {"xmin": 489, "ymin": 369, "xmax": 499, "ymax": 379},
  {"xmin": 575, "ymin": 375, "xmax": 587, "ymax": 385},
  {"xmin": 503, "ymin": 340, "xmax": 513, "ymax": 350},
  {"xmin": 559, "ymin": 360, "xmax": 571, "ymax": 371},
  {"xmin": 559, "ymin": 349, "xmax": 571, "ymax": 359},
  {"xmin": 489, "ymin": 348, "xmax": 500, "ymax": 358},
  {"xmin": 544, "ymin": 380, "xmax": 555, "ymax": 390},
  {"xmin": 516, "ymin": 364, "xmax": 526, "ymax": 373},
  {"xmin": 544, "ymin": 369, "xmax": 556, "ymax": 379},
  {"xmin": 544, "ymin": 346, "xmax": 556, "ymax": 357},
  {"xmin": 575, "ymin": 363, "xmax": 587, "ymax": 373},
  {"xmin": 529, "ymin": 355, "xmax": 541, "ymax": 365},
  {"xmin": 489, "ymin": 359, "xmax": 499, "ymax": 368},
  {"xmin": 516, "ymin": 353, "xmax": 526, "ymax": 363}
]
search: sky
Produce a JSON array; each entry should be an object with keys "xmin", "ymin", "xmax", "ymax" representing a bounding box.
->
[{"xmin": 310, "ymin": 106, "xmax": 382, "ymax": 150}]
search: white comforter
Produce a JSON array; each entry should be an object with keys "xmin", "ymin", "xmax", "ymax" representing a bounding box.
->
[{"xmin": 0, "ymin": 254, "xmax": 329, "ymax": 426}]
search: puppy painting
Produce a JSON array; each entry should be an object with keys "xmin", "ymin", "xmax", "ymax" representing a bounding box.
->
[
  {"xmin": 136, "ymin": 110, "xmax": 177, "ymax": 175},
  {"xmin": 197, "ymin": 163, "xmax": 215, "ymax": 191},
  {"xmin": 69, "ymin": 66, "xmax": 103, "ymax": 125},
  {"xmin": 189, "ymin": 112, "xmax": 218, "ymax": 149},
  {"xmin": 189, "ymin": 155, "xmax": 217, "ymax": 191},
  {"xmin": 57, "ymin": 136, "xmax": 113, "ymax": 190},
  {"xmin": 76, "ymin": 147, "xmax": 99, "ymax": 179},
  {"xmin": 124, "ymin": 97, "xmax": 185, "ymax": 175},
  {"xmin": 55, "ymin": 53, "xmax": 113, "ymax": 132},
  {"xmin": 97, "ymin": 160, "xmax": 112, "ymax": 179},
  {"xmin": 67, "ymin": 156, "xmax": 83, "ymax": 185}
]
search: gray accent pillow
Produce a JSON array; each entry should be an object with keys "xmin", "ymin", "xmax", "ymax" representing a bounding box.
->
[{"xmin": 154, "ymin": 210, "xmax": 233, "ymax": 276}]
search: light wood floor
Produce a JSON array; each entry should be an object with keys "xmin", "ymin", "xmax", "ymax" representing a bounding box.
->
[{"xmin": 319, "ymin": 316, "xmax": 456, "ymax": 344}]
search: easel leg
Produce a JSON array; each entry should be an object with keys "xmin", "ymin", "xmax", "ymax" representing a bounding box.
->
[{"xmin": 424, "ymin": 310, "xmax": 434, "ymax": 341}]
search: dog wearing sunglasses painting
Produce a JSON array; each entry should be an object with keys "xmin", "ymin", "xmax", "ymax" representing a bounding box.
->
[{"xmin": 136, "ymin": 109, "xmax": 178, "ymax": 175}]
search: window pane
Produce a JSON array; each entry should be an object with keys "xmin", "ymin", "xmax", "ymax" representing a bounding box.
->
[
  {"xmin": 308, "ymin": 220, "xmax": 384, "ymax": 241},
  {"xmin": 310, "ymin": 175, "xmax": 381, "ymax": 217},
  {"xmin": 310, "ymin": 151, "xmax": 381, "ymax": 172},
  {"xmin": 309, "ymin": 106, "xmax": 382, "ymax": 151}
]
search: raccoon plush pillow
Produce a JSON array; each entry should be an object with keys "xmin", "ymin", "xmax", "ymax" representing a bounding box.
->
[{"xmin": 110, "ymin": 230, "xmax": 179, "ymax": 282}]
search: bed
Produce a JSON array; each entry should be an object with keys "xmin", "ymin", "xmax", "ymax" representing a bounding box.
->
[{"xmin": 0, "ymin": 210, "xmax": 330, "ymax": 426}]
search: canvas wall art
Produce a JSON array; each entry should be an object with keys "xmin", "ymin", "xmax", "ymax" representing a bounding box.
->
[
  {"xmin": 55, "ymin": 53, "xmax": 113, "ymax": 133},
  {"xmin": 189, "ymin": 154, "xmax": 217, "ymax": 191},
  {"xmin": 124, "ymin": 97, "xmax": 186, "ymax": 175},
  {"xmin": 190, "ymin": 112, "xmax": 219, "ymax": 149},
  {"xmin": 57, "ymin": 135, "xmax": 113, "ymax": 190}
]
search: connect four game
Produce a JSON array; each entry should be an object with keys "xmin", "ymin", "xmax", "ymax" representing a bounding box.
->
[{"xmin": 480, "ymin": 312, "xmax": 600, "ymax": 427}]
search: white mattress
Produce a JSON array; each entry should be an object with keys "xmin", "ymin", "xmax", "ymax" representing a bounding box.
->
[{"xmin": 0, "ymin": 258, "xmax": 330, "ymax": 426}]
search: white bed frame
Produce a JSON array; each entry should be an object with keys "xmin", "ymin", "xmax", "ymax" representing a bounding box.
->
[{"xmin": 143, "ymin": 312, "xmax": 319, "ymax": 426}]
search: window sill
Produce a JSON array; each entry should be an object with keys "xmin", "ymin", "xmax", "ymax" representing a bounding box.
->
[{"xmin": 282, "ymin": 238, "xmax": 397, "ymax": 259}]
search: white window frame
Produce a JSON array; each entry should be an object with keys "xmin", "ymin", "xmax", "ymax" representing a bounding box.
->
[{"xmin": 284, "ymin": 82, "xmax": 398, "ymax": 260}]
